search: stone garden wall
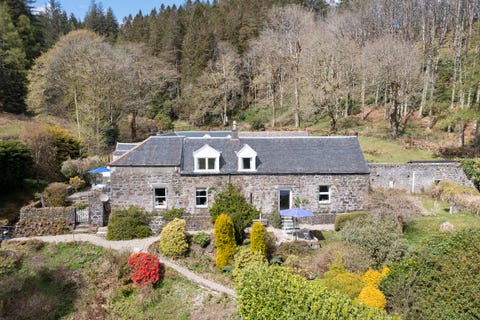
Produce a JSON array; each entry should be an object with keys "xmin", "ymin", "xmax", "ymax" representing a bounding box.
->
[
  {"xmin": 368, "ymin": 161, "xmax": 473, "ymax": 193},
  {"xmin": 15, "ymin": 203, "xmax": 76, "ymax": 237}
]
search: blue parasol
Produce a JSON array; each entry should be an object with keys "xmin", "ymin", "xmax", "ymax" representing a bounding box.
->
[{"xmin": 88, "ymin": 167, "xmax": 110, "ymax": 174}]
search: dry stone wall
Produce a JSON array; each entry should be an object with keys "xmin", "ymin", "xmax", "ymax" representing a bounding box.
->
[
  {"xmin": 110, "ymin": 166, "xmax": 369, "ymax": 229},
  {"xmin": 368, "ymin": 161, "xmax": 473, "ymax": 193}
]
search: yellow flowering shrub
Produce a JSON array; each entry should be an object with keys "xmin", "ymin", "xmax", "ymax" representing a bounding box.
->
[
  {"xmin": 361, "ymin": 268, "xmax": 383, "ymax": 287},
  {"xmin": 357, "ymin": 284, "xmax": 387, "ymax": 309}
]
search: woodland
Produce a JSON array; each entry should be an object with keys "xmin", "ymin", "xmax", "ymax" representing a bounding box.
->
[{"xmin": 2, "ymin": 0, "xmax": 480, "ymax": 154}]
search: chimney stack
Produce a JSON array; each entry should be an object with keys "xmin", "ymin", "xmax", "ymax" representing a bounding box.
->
[{"xmin": 231, "ymin": 121, "xmax": 239, "ymax": 140}]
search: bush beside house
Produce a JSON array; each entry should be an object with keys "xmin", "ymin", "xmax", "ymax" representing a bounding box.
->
[
  {"xmin": 214, "ymin": 213, "xmax": 236, "ymax": 269},
  {"xmin": 106, "ymin": 206, "xmax": 152, "ymax": 240},
  {"xmin": 158, "ymin": 218, "xmax": 188, "ymax": 257}
]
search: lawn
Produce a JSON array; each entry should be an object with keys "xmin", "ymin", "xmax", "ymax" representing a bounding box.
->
[
  {"xmin": 404, "ymin": 211, "xmax": 480, "ymax": 246},
  {"xmin": 358, "ymin": 135, "xmax": 438, "ymax": 163}
]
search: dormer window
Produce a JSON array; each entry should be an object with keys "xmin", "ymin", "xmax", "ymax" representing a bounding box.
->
[
  {"xmin": 237, "ymin": 144, "xmax": 257, "ymax": 172},
  {"xmin": 193, "ymin": 144, "xmax": 221, "ymax": 173}
]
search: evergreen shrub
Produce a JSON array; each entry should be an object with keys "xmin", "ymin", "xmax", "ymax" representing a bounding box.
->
[
  {"xmin": 334, "ymin": 212, "xmax": 368, "ymax": 231},
  {"xmin": 380, "ymin": 228, "xmax": 480, "ymax": 319},
  {"xmin": 210, "ymin": 184, "xmax": 259, "ymax": 244},
  {"xmin": 192, "ymin": 231, "xmax": 210, "ymax": 248},
  {"xmin": 162, "ymin": 208, "xmax": 189, "ymax": 222},
  {"xmin": 235, "ymin": 263, "xmax": 398, "ymax": 320},
  {"xmin": 319, "ymin": 257, "xmax": 364, "ymax": 299},
  {"xmin": 214, "ymin": 213, "xmax": 236, "ymax": 269},
  {"xmin": 250, "ymin": 221, "xmax": 266, "ymax": 257},
  {"xmin": 106, "ymin": 206, "xmax": 152, "ymax": 240},
  {"xmin": 340, "ymin": 215, "xmax": 407, "ymax": 267},
  {"xmin": 159, "ymin": 218, "xmax": 188, "ymax": 257},
  {"xmin": 232, "ymin": 247, "xmax": 267, "ymax": 278}
]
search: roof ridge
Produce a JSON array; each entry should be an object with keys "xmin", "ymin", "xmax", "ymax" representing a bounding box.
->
[{"xmin": 109, "ymin": 136, "xmax": 153, "ymax": 166}]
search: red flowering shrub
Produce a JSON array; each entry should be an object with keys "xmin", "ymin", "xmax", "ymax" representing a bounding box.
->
[{"xmin": 127, "ymin": 252, "xmax": 161, "ymax": 286}]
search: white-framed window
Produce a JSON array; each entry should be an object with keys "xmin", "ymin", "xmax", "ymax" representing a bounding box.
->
[
  {"xmin": 193, "ymin": 144, "xmax": 221, "ymax": 173},
  {"xmin": 318, "ymin": 185, "xmax": 330, "ymax": 203},
  {"xmin": 154, "ymin": 187, "xmax": 167, "ymax": 207},
  {"xmin": 198, "ymin": 157, "xmax": 216, "ymax": 170},
  {"xmin": 196, "ymin": 188, "xmax": 208, "ymax": 207},
  {"xmin": 237, "ymin": 144, "xmax": 257, "ymax": 172}
]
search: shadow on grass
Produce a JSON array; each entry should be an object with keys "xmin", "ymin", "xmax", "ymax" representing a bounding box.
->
[{"xmin": 0, "ymin": 266, "xmax": 77, "ymax": 320}]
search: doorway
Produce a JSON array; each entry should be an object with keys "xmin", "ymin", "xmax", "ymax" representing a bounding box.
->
[{"xmin": 279, "ymin": 189, "xmax": 291, "ymax": 210}]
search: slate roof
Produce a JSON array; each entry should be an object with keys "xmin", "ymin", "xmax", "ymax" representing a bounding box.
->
[
  {"xmin": 113, "ymin": 142, "xmax": 140, "ymax": 158},
  {"xmin": 111, "ymin": 136, "xmax": 183, "ymax": 166},
  {"xmin": 111, "ymin": 134, "xmax": 369, "ymax": 175}
]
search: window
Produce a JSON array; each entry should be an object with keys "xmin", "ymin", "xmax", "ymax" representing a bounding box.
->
[
  {"xmin": 198, "ymin": 158, "xmax": 216, "ymax": 170},
  {"xmin": 242, "ymin": 157, "xmax": 251, "ymax": 170},
  {"xmin": 318, "ymin": 186, "xmax": 330, "ymax": 203},
  {"xmin": 237, "ymin": 144, "xmax": 257, "ymax": 171},
  {"xmin": 154, "ymin": 188, "xmax": 167, "ymax": 207},
  {"xmin": 193, "ymin": 144, "xmax": 220, "ymax": 172},
  {"xmin": 196, "ymin": 188, "xmax": 208, "ymax": 207}
]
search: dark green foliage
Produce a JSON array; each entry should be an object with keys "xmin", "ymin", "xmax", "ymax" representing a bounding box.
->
[
  {"xmin": 235, "ymin": 263, "xmax": 398, "ymax": 320},
  {"xmin": 0, "ymin": 2, "xmax": 28, "ymax": 113},
  {"xmin": 162, "ymin": 207, "xmax": 189, "ymax": 222},
  {"xmin": 381, "ymin": 229, "xmax": 480, "ymax": 320},
  {"xmin": 334, "ymin": 212, "xmax": 368, "ymax": 231},
  {"xmin": 46, "ymin": 126, "xmax": 83, "ymax": 170},
  {"xmin": 192, "ymin": 231, "xmax": 211, "ymax": 248},
  {"xmin": 461, "ymin": 158, "xmax": 480, "ymax": 190},
  {"xmin": 0, "ymin": 140, "xmax": 32, "ymax": 191},
  {"xmin": 340, "ymin": 215, "xmax": 408, "ymax": 267},
  {"xmin": 106, "ymin": 206, "xmax": 152, "ymax": 240},
  {"xmin": 309, "ymin": 229, "xmax": 324, "ymax": 241},
  {"xmin": 210, "ymin": 184, "xmax": 259, "ymax": 244}
]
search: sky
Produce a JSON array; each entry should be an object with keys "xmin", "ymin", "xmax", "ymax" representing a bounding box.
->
[{"xmin": 33, "ymin": 0, "xmax": 185, "ymax": 21}]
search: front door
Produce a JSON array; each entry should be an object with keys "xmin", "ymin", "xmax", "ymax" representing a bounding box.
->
[{"xmin": 279, "ymin": 189, "xmax": 291, "ymax": 210}]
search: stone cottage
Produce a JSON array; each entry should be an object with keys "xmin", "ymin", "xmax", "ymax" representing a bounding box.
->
[{"xmin": 109, "ymin": 127, "xmax": 370, "ymax": 227}]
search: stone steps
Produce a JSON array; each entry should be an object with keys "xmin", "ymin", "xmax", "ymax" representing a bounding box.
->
[
  {"xmin": 73, "ymin": 224, "xmax": 91, "ymax": 234},
  {"xmin": 96, "ymin": 227, "xmax": 107, "ymax": 238}
]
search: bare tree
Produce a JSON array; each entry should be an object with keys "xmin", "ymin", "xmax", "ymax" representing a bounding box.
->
[{"xmin": 368, "ymin": 35, "xmax": 421, "ymax": 137}]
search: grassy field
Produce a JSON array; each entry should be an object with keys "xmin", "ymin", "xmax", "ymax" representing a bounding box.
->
[
  {"xmin": 358, "ymin": 135, "xmax": 438, "ymax": 163},
  {"xmin": 404, "ymin": 211, "xmax": 480, "ymax": 246},
  {"xmin": 0, "ymin": 241, "xmax": 238, "ymax": 320}
]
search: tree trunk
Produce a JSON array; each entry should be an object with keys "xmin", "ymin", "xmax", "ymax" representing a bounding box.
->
[
  {"xmin": 130, "ymin": 110, "xmax": 137, "ymax": 141},
  {"xmin": 458, "ymin": 121, "xmax": 466, "ymax": 148},
  {"xmin": 73, "ymin": 85, "xmax": 81, "ymax": 139},
  {"xmin": 361, "ymin": 79, "xmax": 366, "ymax": 118}
]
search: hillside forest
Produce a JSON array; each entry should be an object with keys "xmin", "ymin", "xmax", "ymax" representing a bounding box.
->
[{"xmin": 2, "ymin": 0, "xmax": 480, "ymax": 155}]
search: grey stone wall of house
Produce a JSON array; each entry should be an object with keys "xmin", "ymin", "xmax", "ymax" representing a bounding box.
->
[
  {"xmin": 110, "ymin": 166, "xmax": 369, "ymax": 229},
  {"xmin": 368, "ymin": 162, "xmax": 473, "ymax": 193},
  {"xmin": 19, "ymin": 204, "xmax": 76, "ymax": 225}
]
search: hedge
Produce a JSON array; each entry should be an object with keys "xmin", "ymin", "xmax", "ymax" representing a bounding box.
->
[
  {"xmin": 235, "ymin": 263, "xmax": 399, "ymax": 320},
  {"xmin": 106, "ymin": 206, "xmax": 152, "ymax": 240},
  {"xmin": 334, "ymin": 212, "xmax": 368, "ymax": 231}
]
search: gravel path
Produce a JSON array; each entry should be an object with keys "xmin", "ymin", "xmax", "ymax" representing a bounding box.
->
[{"xmin": 9, "ymin": 234, "xmax": 236, "ymax": 298}]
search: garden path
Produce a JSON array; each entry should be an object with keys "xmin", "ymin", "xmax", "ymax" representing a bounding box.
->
[{"xmin": 9, "ymin": 234, "xmax": 236, "ymax": 298}]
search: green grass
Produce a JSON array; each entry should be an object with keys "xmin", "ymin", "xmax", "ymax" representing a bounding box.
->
[
  {"xmin": 358, "ymin": 135, "xmax": 438, "ymax": 163},
  {"xmin": 1, "ymin": 241, "xmax": 237, "ymax": 320},
  {"xmin": 404, "ymin": 211, "xmax": 480, "ymax": 246}
]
